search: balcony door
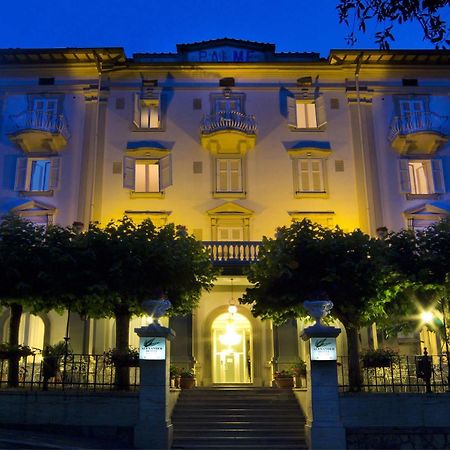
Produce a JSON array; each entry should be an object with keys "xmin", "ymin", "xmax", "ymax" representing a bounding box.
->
[
  {"xmin": 32, "ymin": 98, "xmax": 58, "ymax": 129},
  {"xmin": 212, "ymin": 311, "xmax": 252, "ymax": 384},
  {"xmin": 399, "ymin": 100, "xmax": 425, "ymax": 131}
]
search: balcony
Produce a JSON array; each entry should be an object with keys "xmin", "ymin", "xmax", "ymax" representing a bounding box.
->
[
  {"xmin": 389, "ymin": 112, "xmax": 448, "ymax": 155},
  {"xmin": 200, "ymin": 111, "xmax": 257, "ymax": 154},
  {"xmin": 8, "ymin": 111, "xmax": 70, "ymax": 152},
  {"xmin": 203, "ymin": 241, "xmax": 261, "ymax": 266}
]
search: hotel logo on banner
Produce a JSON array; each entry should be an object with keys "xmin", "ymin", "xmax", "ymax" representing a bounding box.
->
[
  {"xmin": 310, "ymin": 337, "xmax": 337, "ymax": 361},
  {"xmin": 139, "ymin": 337, "xmax": 166, "ymax": 360}
]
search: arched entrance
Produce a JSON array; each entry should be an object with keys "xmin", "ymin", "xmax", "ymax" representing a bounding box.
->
[{"xmin": 211, "ymin": 311, "xmax": 252, "ymax": 383}]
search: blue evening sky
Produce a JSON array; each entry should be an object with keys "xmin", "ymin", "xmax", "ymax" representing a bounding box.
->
[{"xmin": 0, "ymin": 0, "xmax": 447, "ymax": 57}]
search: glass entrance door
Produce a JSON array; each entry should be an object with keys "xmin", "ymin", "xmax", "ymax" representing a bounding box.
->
[{"xmin": 212, "ymin": 312, "xmax": 252, "ymax": 383}]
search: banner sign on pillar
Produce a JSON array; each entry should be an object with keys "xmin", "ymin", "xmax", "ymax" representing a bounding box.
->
[
  {"xmin": 310, "ymin": 337, "xmax": 337, "ymax": 361},
  {"xmin": 139, "ymin": 337, "xmax": 166, "ymax": 360}
]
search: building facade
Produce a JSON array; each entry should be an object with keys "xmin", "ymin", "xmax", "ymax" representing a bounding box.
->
[{"xmin": 0, "ymin": 39, "xmax": 449, "ymax": 386}]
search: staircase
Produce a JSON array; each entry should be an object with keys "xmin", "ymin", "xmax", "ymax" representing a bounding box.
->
[{"xmin": 171, "ymin": 387, "xmax": 307, "ymax": 450}]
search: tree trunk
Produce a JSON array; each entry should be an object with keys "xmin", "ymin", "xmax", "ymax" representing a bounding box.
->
[
  {"xmin": 114, "ymin": 309, "xmax": 131, "ymax": 390},
  {"xmin": 345, "ymin": 325, "xmax": 362, "ymax": 391},
  {"xmin": 8, "ymin": 303, "xmax": 23, "ymax": 388}
]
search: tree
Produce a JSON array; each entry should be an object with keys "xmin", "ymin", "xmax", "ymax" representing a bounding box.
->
[
  {"xmin": 72, "ymin": 217, "xmax": 216, "ymax": 389},
  {"xmin": 337, "ymin": 0, "xmax": 450, "ymax": 49},
  {"xmin": 241, "ymin": 220, "xmax": 389, "ymax": 390},
  {"xmin": 0, "ymin": 214, "xmax": 45, "ymax": 387},
  {"xmin": 380, "ymin": 219, "xmax": 450, "ymax": 340}
]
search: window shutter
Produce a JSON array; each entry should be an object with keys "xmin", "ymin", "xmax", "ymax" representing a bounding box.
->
[
  {"xmin": 315, "ymin": 96, "xmax": 327, "ymax": 127},
  {"xmin": 159, "ymin": 154, "xmax": 172, "ymax": 190},
  {"xmin": 299, "ymin": 160, "xmax": 310, "ymax": 191},
  {"xmin": 14, "ymin": 157, "xmax": 28, "ymax": 191},
  {"xmin": 431, "ymin": 159, "xmax": 445, "ymax": 193},
  {"xmin": 133, "ymin": 93, "xmax": 141, "ymax": 127},
  {"xmin": 123, "ymin": 157, "xmax": 135, "ymax": 189},
  {"xmin": 287, "ymin": 96, "xmax": 297, "ymax": 127},
  {"xmin": 48, "ymin": 157, "xmax": 61, "ymax": 190},
  {"xmin": 398, "ymin": 159, "xmax": 411, "ymax": 193}
]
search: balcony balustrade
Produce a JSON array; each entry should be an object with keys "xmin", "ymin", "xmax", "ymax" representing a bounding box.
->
[
  {"xmin": 201, "ymin": 110, "xmax": 257, "ymax": 135},
  {"xmin": 389, "ymin": 111, "xmax": 448, "ymax": 154},
  {"xmin": 203, "ymin": 241, "xmax": 261, "ymax": 265},
  {"xmin": 8, "ymin": 110, "xmax": 70, "ymax": 152}
]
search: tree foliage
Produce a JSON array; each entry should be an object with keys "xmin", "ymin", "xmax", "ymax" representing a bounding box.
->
[
  {"xmin": 337, "ymin": 0, "xmax": 450, "ymax": 49},
  {"xmin": 242, "ymin": 219, "xmax": 389, "ymax": 389}
]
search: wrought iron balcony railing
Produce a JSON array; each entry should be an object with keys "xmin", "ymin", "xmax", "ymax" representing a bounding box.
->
[
  {"xmin": 389, "ymin": 111, "xmax": 448, "ymax": 141},
  {"xmin": 201, "ymin": 110, "xmax": 257, "ymax": 135},
  {"xmin": 9, "ymin": 110, "xmax": 70, "ymax": 140},
  {"xmin": 203, "ymin": 241, "xmax": 261, "ymax": 265}
]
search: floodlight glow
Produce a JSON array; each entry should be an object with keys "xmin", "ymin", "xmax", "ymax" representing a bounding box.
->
[
  {"xmin": 421, "ymin": 311, "xmax": 434, "ymax": 324},
  {"xmin": 219, "ymin": 324, "xmax": 241, "ymax": 346}
]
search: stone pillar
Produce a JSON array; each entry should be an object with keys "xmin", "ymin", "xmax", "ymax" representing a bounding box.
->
[
  {"xmin": 134, "ymin": 322, "xmax": 175, "ymax": 450},
  {"xmin": 301, "ymin": 301, "xmax": 346, "ymax": 450},
  {"xmin": 274, "ymin": 318, "xmax": 299, "ymax": 371}
]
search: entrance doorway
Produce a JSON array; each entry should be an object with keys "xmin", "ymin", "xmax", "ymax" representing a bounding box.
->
[{"xmin": 211, "ymin": 311, "xmax": 252, "ymax": 383}]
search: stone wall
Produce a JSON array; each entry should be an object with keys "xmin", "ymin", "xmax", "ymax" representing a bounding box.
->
[
  {"xmin": 0, "ymin": 389, "xmax": 180, "ymax": 445},
  {"xmin": 341, "ymin": 393, "xmax": 450, "ymax": 449}
]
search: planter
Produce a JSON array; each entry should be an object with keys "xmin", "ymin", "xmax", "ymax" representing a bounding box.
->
[
  {"xmin": 294, "ymin": 375, "xmax": 306, "ymax": 388},
  {"xmin": 180, "ymin": 376, "xmax": 196, "ymax": 389},
  {"xmin": 275, "ymin": 376, "xmax": 294, "ymax": 389}
]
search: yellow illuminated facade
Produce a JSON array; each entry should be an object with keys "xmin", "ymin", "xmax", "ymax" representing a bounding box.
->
[{"xmin": 0, "ymin": 40, "xmax": 449, "ymax": 385}]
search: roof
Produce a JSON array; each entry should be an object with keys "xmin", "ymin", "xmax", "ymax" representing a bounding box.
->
[
  {"xmin": 0, "ymin": 48, "xmax": 126, "ymax": 65},
  {"xmin": 329, "ymin": 49, "xmax": 450, "ymax": 65}
]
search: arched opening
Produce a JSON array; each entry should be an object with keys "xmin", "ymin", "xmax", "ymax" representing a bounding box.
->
[
  {"xmin": 211, "ymin": 311, "xmax": 252, "ymax": 383},
  {"xmin": 2, "ymin": 313, "xmax": 45, "ymax": 351}
]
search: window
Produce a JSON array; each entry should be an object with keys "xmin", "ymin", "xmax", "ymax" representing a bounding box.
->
[
  {"xmin": 123, "ymin": 155, "xmax": 172, "ymax": 195},
  {"xmin": 399, "ymin": 99, "xmax": 426, "ymax": 130},
  {"xmin": 294, "ymin": 159, "xmax": 326, "ymax": 194},
  {"xmin": 398, "ymin": 159, "xmax": 444, "ymax": 196},
  {"xmin": 216, "ymin": 159, "xmax": 242, "ymax": 193},
  {"xmin": 14, "ymin": 157, "xmax": 61, "ymax": 193},
  {"xmin": 133, "ymin": 92, "xmax": 161, "ymax": 129},
  {"xmin": 288, "ymin": 96, "xmax": 326, "ymax": 130},
  {"xmin": 217, "ymin": 227, "xmax": 243, "ymax": 241},
  {"xmin": 30, "ymin": 98, "xmax": 58, "ymax": 129}
]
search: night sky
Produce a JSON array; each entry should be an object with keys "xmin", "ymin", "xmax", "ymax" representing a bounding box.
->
[{"xmin": 0, "ymin": 0, "xmax": 447, "ymax": 56}]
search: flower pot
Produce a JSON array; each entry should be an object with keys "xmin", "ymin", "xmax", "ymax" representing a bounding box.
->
[
  {"xmin": 275, "ymin": 376, "xmax": 294, "ymax": 389},
  {"xmin": 180, "ymin": 376, "xmax": 195, "ymax": 389},
  {"xmin": 294, "ymin": 375, "xmax": 305, "ymax": 388}
]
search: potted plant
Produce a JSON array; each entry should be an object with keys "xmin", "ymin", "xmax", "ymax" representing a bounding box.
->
[
  {"xmin": 170, "ymin": 365, "xmax": 181, "ymax": 388},
  {"xmin": 179, "ymin": 368, "xmax": 195, "ymax": 389},
  {"xmin": 291, "ymin": 360, "xmax": 307, "ymax": 387},
  {"xmin": 105, "ymin": 347, "xmax": 140, "ymax": 368},
  {"xmin": 42, "ymin": 341, "xmax": 70, "ymax": 390},
  {"xmin": 361, "ymin": 348, "xmax": 399, "ymax": 368},
  {"xmin": 0, "ymin": 343, "xmax": 34, "ymax": 360},
  {"xmin": 274, "ymin": 369, "xmax": 294, "ymax": 389}
]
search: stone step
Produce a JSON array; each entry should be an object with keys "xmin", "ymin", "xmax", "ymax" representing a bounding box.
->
[
  {"xmin": 174, "ymin": 428, "xmax": 305, "ymax": 438},
  {"xmin": 174, "ymin": 421, "xmax": 305, "ymax": 429},
  {"xmin": 172, "ymin": 445, "xmax": 307, "ymax": 450},
  {"xmin": 172, "ymin": 436, "xmax": 306, "ymax": 446}
]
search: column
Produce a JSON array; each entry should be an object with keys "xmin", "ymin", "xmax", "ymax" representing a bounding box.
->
[{"xmin": 134, "ymin": 322, "xmax": 176, "ymax": 449}]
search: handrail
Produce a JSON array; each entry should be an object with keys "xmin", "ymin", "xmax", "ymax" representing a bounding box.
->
[
  {"xmin": 389, "ymin": 111, "xmax": 448, "ymax": 141},
  {"xmin": 203, "ymin": 241, "xmax": 261, "ymax": 264},
  {"xmin": 201, "ymin": 110, "xmax": 257, "ymax": 134},
  {"xmin": 9, "ymin": 110, "xmax": 70, "ymax": 139}
]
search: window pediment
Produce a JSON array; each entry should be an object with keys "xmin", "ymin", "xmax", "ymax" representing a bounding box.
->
[
  {"xmin": 125, "ymin": 141, "xmax": 170, "ymax": 158},
  {"xmin": 286, "ymin": 141, "xmax": 331, "ymax": 157},
  {"xmin": 207, "ymin": 202, "xmax": 254, "ymax": 218}
]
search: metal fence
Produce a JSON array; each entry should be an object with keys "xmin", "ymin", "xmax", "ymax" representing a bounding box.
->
[
  {"xmin": 0, "ymin": 353, "xmax": 139, "ymax": 391},
  {"xmin": 337, "ymin": 354, "xmax": 449, "ymax": 393}
]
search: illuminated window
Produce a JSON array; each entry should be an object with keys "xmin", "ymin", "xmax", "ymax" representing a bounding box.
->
[
  {"xmin": 14, "ymin": 157, "xmax": 61, "ymax": 192},
  {"xmin": 216, "ymin": 159, "xmax": 243, "ymax": 193},
  {"xmin": 123, "ymin": 155, "xmax": 172, "ymax": 194},
  {"xmin": 133, "ymin": 86, "xmax": 161, "ymax": 130},
  {"xmin": 398, "ymin": 159, "xmax": 444, "ymax": 196},
  {"xmin": 288, "ymin": 96, "xmax": 326, "ymax": 130}
]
